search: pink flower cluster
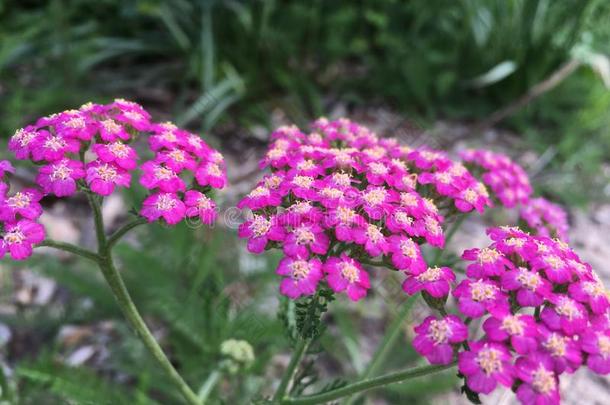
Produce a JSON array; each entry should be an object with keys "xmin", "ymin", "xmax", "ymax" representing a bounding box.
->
[
  {"xmin": 461, "ymin": 148, "xmax": 569, "ymax": 240},
  {"xmin": 412, "ymin": 226, "xmax": 610, "ymax": 404},
  {"xmin": 0, "ymin": 161, "xmax": 45, "ymax": 260},
  {"xmin": 520, "ymin": 197, "xmax": 569, "ymax": 242},
  {"xmin": 237, "ymin": 118, "xmax": 491, "ymax": 301},
  {"xmin": 2, "ymin": 99, "xmax": 225, "ymax": 260}
]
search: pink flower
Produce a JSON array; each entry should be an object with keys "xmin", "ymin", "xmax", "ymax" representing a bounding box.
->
[
  {"xmin": 184, "ymin": 190, "xmax": 217, "ymax": 224},
  {"xmin": 0, "ymin": 189, "xmax": 43, "ymax": 220},
  {"xmin": 287, "ymin": 174, "xmax": 318, "ymax": 200},
  {"xmin": 388, "ymin": 235, "xmax": 426, "ymax": 274},
  {"xmin": 501, "ymin": 267, "xmax": 552, "ymax": 307},
  {"xmin": 515, "ymin": 354, "xmax": 560, "ymax": 405},
  {"xmin": 53, "ymin": 111, "xmax": 97, "ymax": 140},
  {"xmin": 458, "ymin": 341, "xmax": 514, "ymax": 394},
  {"xmin": 156, "ymin": 149, "xmax": 197, "ymax": 172},
  {"xmin": 148, "ymin": 125, "xmax": 183, "ymax": 151},
  {"xmin": 483, "ymin": 313, "xmax": 538, "ymax": 354},
  {"xmin": 0, "ymin": 220, "xmax": 45, "ymax": 260},
  {"xmin": 140, "ymin": 192, "xmax": 186, "ymax": 225},
  {"xmin": 453, "ymin": 279, "xmax": 508, "ymax": 318},
  {"xmin": 276, "ymin": 257, "xmax": 323, "ymax": 299},
  {"xmin": 0, "ymin": 160, "xmax": 15, "ymax": 177},
  {"xmin": 462, "ymin": 247, "xmax": 512, "ymax": 278},
  {"xmin": 97, "ymin": 118, "xmax": 130, "ymax": 142},
  {"xmin": 402, "ymin": 266, "xmax": 455, "ymax": 298},
  {"xmin": 284, "ymin": 223, "xmax": 329, "ymax": 258},
  {"xmin": 86, "ymin": 161, "xmax": 131, "ymax": 196},
  {"xmin": 359, "ymin": 186, "xmax": 396, "ymax": 220},
  {"xmin": 238, "ymin": 214, "xmax": 285, "ymax": 254},
  {"xmin": 520, "ymin": 198, "xmax": 569, "ymax": 241},
  {"xmin": 31, "ymin": 131, "xmax": 81, "ymax": 162},
  {"xmin": 530, "ymin": 253, "xmax": 573, "ymax": 284},
  {"xmin": 568, "ymin": 276, "xmax": 609, "ymax": 314},
  {"xmin": 140, "ymin": 161, "xmax": 186, "ymax": 192},
  {"xmin": 324, "ymin": 254, "xmax": 370, "ymax": 301},
  {"xmin": 36, "ymin": 159, "xmax": 85, "ymax": 197},
  {"xmin": 237, "ymin": 186, "xmax": 282, "ymax": 210},
  {"xmin": 92, "ymin": 141, "xmax": 138, "ymax": 170},
  {"xmin": 580, "ymin": 329, "xmax": 610, "ymax": 374},
  {"xmin": 324, "ymin": 205, "xmax": 365, "ymax": 242},
  {"xmin": 195, "ymin": 162, "xmax": 227, "ymax": 189},
  {"xmin": 537, "ymin": 326, "xmax": 581, "ymax": 374},
  {"xmin": 9, "ymin": 127, "xmax": 39, "ymax": 159},
  {"xmin": 352, "ymin": 223, "xmax": 389, "ymax": 257},
  {"xmin": 540, "ymin": 295, "xmax": 588, "ymax": 336},
  {"xmin": 413, "ymin": 315, "xmax": 468, "ymax": 365},
  {"xmin": 112, "ymin": 101, "xmax": 151, "ymax": 131},
  {"xmin": 454, "ymin": 183, "xmax": 492, "ymax": 214}
]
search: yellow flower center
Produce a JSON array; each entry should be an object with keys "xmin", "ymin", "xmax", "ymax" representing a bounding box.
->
[
  {"xmin": 478, "ymin": 248, "xmax": 500, "ymax": 264},
  {"xmin": 470, "ymin": 281, "xmax": 496, "ymax": 301},
  {"xmin": 427, "ymin": 319, "xmax": 451, "ymax": 345},
  {"xmin": 500, "ymin": 316, "xmax": 524, "ymax": 336},
  {"xmin": 108, "ymin": 142, "xmax": 129, "ymax": 158},
  {"xmin": 476, "ymin": 348, "xmax": 503, "ymax": 375},
  {"xmin": 532, "ymin": 367, "xmax": 556, "ymax": 395},
  {"xmin": 340, "ymin": 263, "xmax": 360, "ymax": 283},
  {"xmin": 155, "ymin": 194, "xmax": 176, "ymax": 211},
  {"xmin": 7, "ymin": 193, "xmax": 31, "ymax": 209},
  {"xmin": 101, "ymin": 119, "xmax": 121, "ymax": 133},
  {"xmin": 543, "ymin": 334, "xmax": 567, "ymax": 357},
  {"xmin": 249, "ymin": 215, "xmax": 271, "ymax": 237},
  {"xmin": 363, "ymin": 188, "xmax": 387, "ymax": 206},
  {"xmin": 416, "ymin": 267, "xmax": 442, "ymax": 282},
  {"xmin": 290, "ymin": 260, "xmax": 311, "ymax": 280},
  {"xmin": 293, "ymin": 175, "xmax": 314, "ymax": 188}
]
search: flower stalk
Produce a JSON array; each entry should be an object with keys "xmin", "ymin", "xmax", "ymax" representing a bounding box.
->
[{"xmin": 281, "ymin": 362, "xmax": 456, "ymax": 405}]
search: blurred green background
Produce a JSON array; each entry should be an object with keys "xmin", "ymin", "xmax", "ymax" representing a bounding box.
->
[{"xmin": 1, "ymin": 0, "xmax": 610, "ymax": 404}]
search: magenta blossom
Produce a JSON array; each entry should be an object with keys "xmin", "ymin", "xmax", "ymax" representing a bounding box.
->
[
  {"xmin": 540, "ymin": 295, "xmax": 588, "ymax": 336},
  {"xmin": 453, "ymin": 279, "xmax": 508, "ymax": 318},
  {"xmin": 352, "ymin": 223, "xmax": 389, "ymax": 257},
  {"xmin": 237, "ymin": 186, "xmax": 282, "ymax": 210},
  {"xmin": 580, "ymin": 329, "xmax": 610, "ymax": 375},
  {"xmin": 140, "ymin": 161, "xmax": 186, "ymax": 193},
  {"xmin": 483, "ymin": 313, "xmax": 538, "ymax": 354},
  {"xmin": 284, "ymin": 223, "xmax": 329, "ymax": 258},
  {"xmin": 0, "ymin": 189, "xmax": 43, "ymax": 221},
  {"xmin": 238, "ymin": 214, "xmax": 285, "ymax": 254},
  {"xmin": 458, "ymin": 340, "xmax": 514, "ymax": 394},
  {"xmin": 86, "ymin": 161, "xmax": 131, "ymax": 196},
  {"xmin": 324, "ymin": 254, "xmax": 370, "ymax": 301},
  {"xmin": 9, "ymin": 127, "xmax": 39, "ymax": 159},
  {"xmin": 36, "ymin": 159, "xmax": 85, "ymax": 197},
  {"xmin": 140, "ymin": 192, "xmax": 186, "ymax": 225},
  {"xmin": 184, "ymin": 190, "xmax": 217, "ymax": 224},
  {"xmin": 413, "ymin": 315, "xmax": 468, "ymax": 365},
  {"xmin": 30, "ymin": 132, "xmax": 80, "ymax": 162},
  {"xmin": 462, "ymin": 247, "xmax": 512, "ymax": 278},
  {"xmin": 276, "ymin": 257, "xmax": 323, "ymax": 299},
  {"xmin": 388, "ymin": 235, "xmax": 426, "ymax": 274},
  {"xmin": 537, "ymin": 326, "xmax": 582, "ymax": 374},
  {"xmin": 92, "ymin": 141, "xmax": 138, "ymax": 170},
  {"xmin": 0, "ymin": 160, "xmax": 15, "ymax": 177},
  {"xmin": 402, "ymin": 266, "xmax": 455, "ymax": 298},
  {"xmin": 568, "ymin": 276, "xmax": 609, "ymax": 314},
  {"xmin": 195, "ymin": 162, "xmax": 227, "ymax": 189},
  {"xmin": 501, "ymin": 267, "xmax": 552, "ymax": 307},
  {"xmin": 0, "ymin": 220, "xmax": 45, "ymax": 260},
  {"xmin": 515, "ymin": 353, "xmax": 560, "ymax": 405}
]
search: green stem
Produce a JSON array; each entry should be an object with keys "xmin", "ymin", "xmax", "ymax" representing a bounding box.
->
[
  {"xmin": 97, "ymin": 256, "xmax": 201, "ymax": 405},
  {"xmin": 282, "ymin": 362, "xmax": 456, "ymax": 405},
  {"xmin": 198, "ymin": 370, "xmax": 221, "ymax": 402},
  {"xmin": 343, "ymin": 295, "xmax": 417, "ymax": 405},
  {"xmin": 273, "ymin": 338, "xmax": 311, "ymax": 402},
  {"xmin": 38, "ymin": 239, "xmax": 101, "ymax": 263},
  {"xmin": 107, "ymin": 217, "xmax": 147, "ymax": 249},
  {"xmin": 87, "ymin": 194, "xmax": 201, "ymax": 405}
]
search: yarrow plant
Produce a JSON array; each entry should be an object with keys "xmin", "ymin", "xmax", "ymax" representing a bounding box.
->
[
  {"xmin": 1, "ymin": 100, "xmax": 226, "ymax": 405},
  {"xmin": 235, "ymin": 118, "xmax": 608, "ymax": 405}
]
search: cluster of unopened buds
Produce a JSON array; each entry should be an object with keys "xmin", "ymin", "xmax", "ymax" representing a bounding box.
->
[
  {"xmin": 1, "ymin": 99, "xmax": 226, "ymax": 260},
  {"xmin": 237, "ymin": 118, "xmax": 608, "ymax": 404}
]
